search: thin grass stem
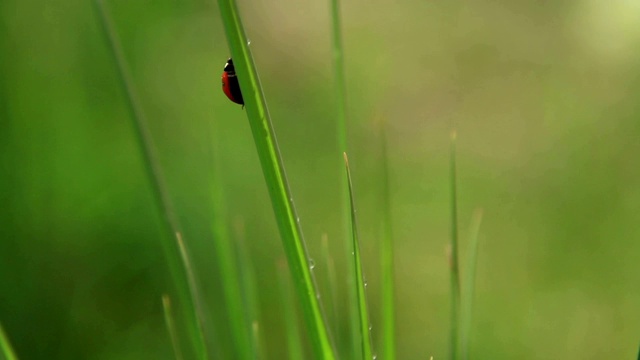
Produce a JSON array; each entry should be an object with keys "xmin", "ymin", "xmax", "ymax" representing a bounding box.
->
[
  {"xmin": 329, "ymin": 0, "xmax": 359, "ymax": 357},
  {"xmin": 379, "ymin": 120, "xmax": 396, "ymax": 360},
  {"xmin": 234, "ymin": 219, "xmax": 262, "ymax": 359},
  {"xmin": 94, "ymin": 2, "xmax": 208, "ymax": 358},
  {"xmin": 461, "ymin": 209, "xmax": 484, "ymax": 360},
  {"xmin": 162, "ymin": 295, "xmax": 184, "ymax": 360},
  {"xmin": 320, "ymin": 235, "xmax": 340, "ymax": 342},
  {"xmin": 278, "ymin": 260, "xmax": 305, "ymax": 360},
  {"xmin": 343, "ymin": 152, "xmax": 374, "ymax": 360},
  {"xmin": 449, "ymin": 130, "xmax": 461, "ymax": 360}
]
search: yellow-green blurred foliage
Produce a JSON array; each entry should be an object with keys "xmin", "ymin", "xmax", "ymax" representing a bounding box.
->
[{"xmin": 1, "ymin": 0, "xmax": 639, "ymax": 359}]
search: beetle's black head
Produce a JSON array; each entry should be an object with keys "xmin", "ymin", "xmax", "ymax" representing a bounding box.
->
[{"xmin": 224, "ymin": 58, "xmax": 235, "ymax": 73}]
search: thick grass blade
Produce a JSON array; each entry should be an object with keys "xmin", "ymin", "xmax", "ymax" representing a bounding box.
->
[
  {"xmin": 0, "ymin": 322, "xmax": 18, "ymax": 360},
  {"xmin": 278, "ymin": 260, "xmax": 305, "ymax": 360},
  {"xmin": 343, "ymin": 153, "xmax": 374, "ymax": 360},
  {"xmin": 379, "ymin": 122, "xmax": 396, "ymax": 360},
  {"xmin": 162, "ymin": 295, "xmax": 184, "ymax": 360},
  {"xmin": 217, "ymin": 1, "xmax": 335, "ymax": 358},
  {"xmin": 449, "ymin": 130, "xmax": 461, "ymax": 360},
  {"xmin": 94, "ymin": 2, "xmax": 208, "ymax": 359},
  {"xmin": 461, "ymin": 209, "xmax": 484, "ymax": 360}
]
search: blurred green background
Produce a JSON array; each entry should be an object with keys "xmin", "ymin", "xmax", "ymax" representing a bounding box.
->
[{"xmin": 2, "ymin": 0, "xmax": 640, "ymax": 359}]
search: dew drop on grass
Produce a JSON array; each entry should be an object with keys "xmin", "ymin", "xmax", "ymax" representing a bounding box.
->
[
  {"xmin": 309, "ymin": 258, "xmax": 315, "ymax": 270},
  {"xmin": 372, "ymin": 355, "xmax": 377, "ymax": 360}
]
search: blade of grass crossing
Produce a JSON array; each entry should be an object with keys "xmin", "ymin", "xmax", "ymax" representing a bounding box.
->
[
  {"xmin": 0, "ymin": 322, "xmax": 18, "ymax": 360},
  {"xmin": 343, "ymin": 153, "xmax": 374, "ymax": 360},
  {"xmin": 162, "ymin": 295, "xmax": 184, "ymax": 360},
  {"xmin": 380, "ymin": 122, "xmax": 396, "ymax": 360},
  {"xmin": 94, "ymin": 2, "xmax": 208, "ymax": 359},
  {"xmin": 449, "ymin": 131, "xmax": 461, "ymax": 360},
  {"xmin": 217, "ymin": 1, "xmax": 335, "ymax": 358},
  {"xmin": 461, "ymin": 209, "xmax": 484, "ymax": 360}
]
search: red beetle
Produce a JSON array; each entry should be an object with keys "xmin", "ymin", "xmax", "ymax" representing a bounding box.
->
[{"xmin": 221, "ymin": 58, "xmax": 244, "ymax": 105}]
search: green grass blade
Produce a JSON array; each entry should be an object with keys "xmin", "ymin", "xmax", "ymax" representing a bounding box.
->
[
  {"xmin": 343, "ymin": 152, "xmax": 374, "ymax": 360},
  {"xmin": 329, "ymin": 0, "xmax": 359, "ymax": 357},
  {"xmin": 94, "ymin": 2, "xmax": 208, "ymax": 359},
  {"xmin": 234, "ymin": 219, "xmax": 263, "ymax": 359},
  {"xmin": 461, "ymin": 209, "xmax": 484, "ymax": 360},
  {"xmin": 217, "ymin": 1, "xmax": 335, "ymax": 358},
  {"xmin": 162, "ymin": 295, "xmax": 184, "ymax": 360},
  {"xmin": 449, "ymin": 130, "xmax": 461, "ymax": 360},
  {"xmin": 174, "ymin": 233, "xmax": 211, "ymax": 356},
  {"xmin": 379, "ymin": 122, "xmax": 396, "ymax": 360},
  {"xmin": 278, "ymin": 260, "xmax": 305, "ymax": 360},
  {"xmin": 320, "ymin": 234, "xmax": 339, "ymax": 344},
  {"xmin": 0, "ymin": 322, "xmax": 18, "ymax": 360},
  {"xmin": 210, "ymin": 139, "xmax": 253, "ymax": 360},
  {"xmin": 330, "ymin": 0, "xmax": 348, "ymax": 155}
]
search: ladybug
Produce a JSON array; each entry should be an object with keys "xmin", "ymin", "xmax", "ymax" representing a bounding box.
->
[{"xmin": 221, "ymin": 58, "xmax": 244, "ymax": 105}]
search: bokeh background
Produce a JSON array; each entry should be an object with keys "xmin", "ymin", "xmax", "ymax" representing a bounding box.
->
[{"xmin": 1, "ymin": 0, "xmax": 640, "ymax": 359}]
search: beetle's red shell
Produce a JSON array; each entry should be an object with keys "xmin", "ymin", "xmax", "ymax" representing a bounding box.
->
[{"xmin": 221, "ymin": 59, "xmax": 244, "ymax": 105}]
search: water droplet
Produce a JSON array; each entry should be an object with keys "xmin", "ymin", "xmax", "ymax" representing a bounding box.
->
[
  {"xmin": 296, "ymin": 217, "xmax": 300, "ymax": 223},
  {"xmin": 247, "ymin": 39, "xmax": 251, "ymax": 45},
  {"xmin": 368, "ymin": 325, "xmax": 372, "ymax": 331},
  {"xmin": 372, "ymin": 355, "xmax": 377, "ymax": 360},
  {"xmin": 309, "ymin": 258, "xmax": 315, "ymax": 270},
  {"xmin": 364, "ymin": 281, "xmax": 368, "ymax": 287}
]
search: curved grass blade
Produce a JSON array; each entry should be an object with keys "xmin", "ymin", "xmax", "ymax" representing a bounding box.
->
[
  {"xmin": 94, "ymin": 2, "xmax": 208, "ymax": 358},
  {"xmin": 0, "ymin": 322, "xmax": 18, "ymax": 360},
  {"xmin": 379, "ymin": 121, "xmax": 396, "ymax": 360},
  {"xmin": 461, "ymin": 209, "xmax": 484, "ymax": 360},
  {"xmin": 449, "ymin": 130, "xmax": 461, "ymax": 360},
  {"xmin": 343, "ymin": 153, "xmax": 374, "ymax": 360},
  {"xmin": 217, "ymin": 1, "xmax": 335, "ymax": 358}
]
